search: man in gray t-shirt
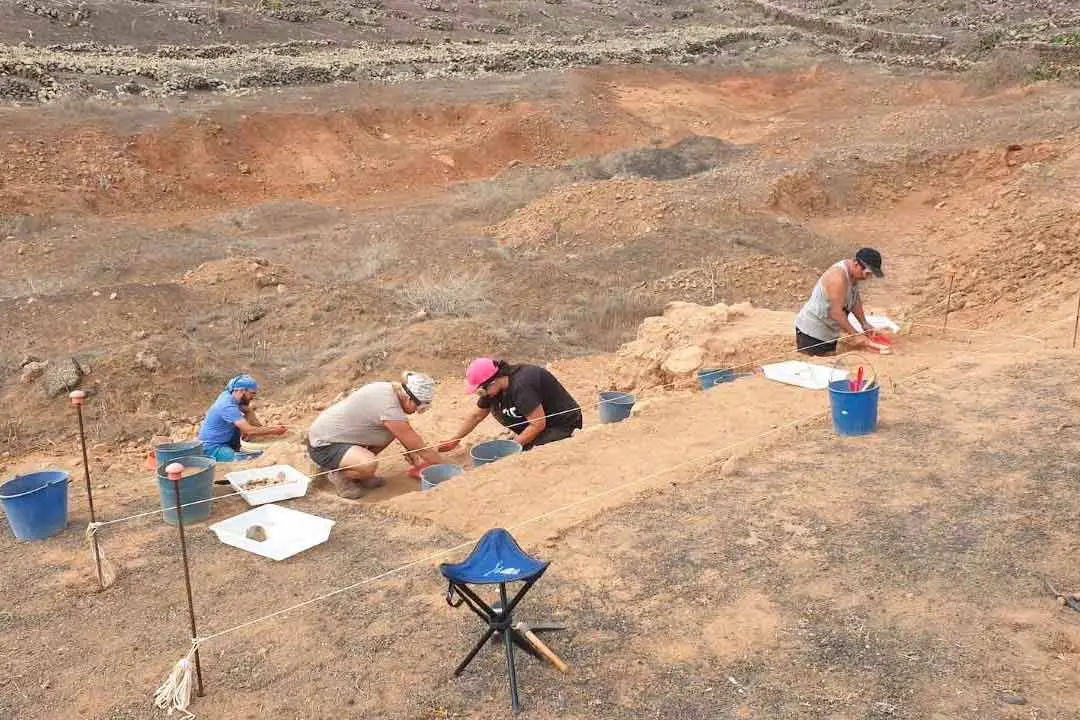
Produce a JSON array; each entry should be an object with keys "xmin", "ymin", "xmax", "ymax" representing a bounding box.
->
[
  {"xmin": 794, "ymin": 247, "xmax": 885, "ymax": 356},
  {"xmin": 306, "ymin": 373, "xmax": 445, "ymax": 498},
  {"xmin": 309, "ymin": 382, "xmax": 408, "ymax": 452}
]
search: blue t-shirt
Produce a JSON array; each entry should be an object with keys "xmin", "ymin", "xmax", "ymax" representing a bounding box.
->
[{"xmin": 198, "ymin": 391, "xmax": 245, "ymax": 448}]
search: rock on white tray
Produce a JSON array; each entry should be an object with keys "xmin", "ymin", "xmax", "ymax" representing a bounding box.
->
[
  {"xmin": 209, "ymin": 504, "xmax": 334, "ymax": 561},
  {"xmin": 225, "ymin": 464, "xmax": 311, "ymax": 506},
  {"xmin": 762, "ymin": 361, "xmax": 849, "ymax": 390}
]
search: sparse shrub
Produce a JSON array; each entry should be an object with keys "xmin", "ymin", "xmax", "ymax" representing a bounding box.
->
[
  {"xmin": 328, "ymin": 239, "xmax": 399, "ymax": 282},
  {"xmin": 396, "ymin": 271, "xmax": 492, "ymax": 317},
  {"xmin": 87, "ymin": 255, "xmax": 130, "ymax": 281},
  {"xmin": 1050, "ymin": 32, "xmax": 1080, "ymax": 47},
  {"xmin": 1028, "ymin": 64, "xmax": 1062, "ymax": 82},
  {"xmin": 975, "ymin": 29, "xmax": 1004, "ymax": 52},
  {"xmin": 966, "ymin": 49, "xmax": 1042, "ymax": 92},
  {"xmin": 351, "ymin": 334, "xmax": 390, "ymax": 376},
  {"xmin": 552, "ymin": 291, "xmax": 664, "ymax": 352}
]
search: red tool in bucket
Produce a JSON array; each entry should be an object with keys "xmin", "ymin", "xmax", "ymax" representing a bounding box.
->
[{"xmin": 848, "ymin": 366, "xmax": 865, "ymax": 392}]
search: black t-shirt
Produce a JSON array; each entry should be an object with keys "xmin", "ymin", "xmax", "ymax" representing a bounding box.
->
[{"xmin": 478, "ymin": 365, "xmax": 582, "ymax": 433}]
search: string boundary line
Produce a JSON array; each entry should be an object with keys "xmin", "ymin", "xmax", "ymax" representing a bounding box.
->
[
  {"xmin": 187, "ymin": 309, "xmax": 1073, "ymax": 646},
  {"xmin": 93, "ymin": 315, "xmax": 1055, "ymax": 530}
]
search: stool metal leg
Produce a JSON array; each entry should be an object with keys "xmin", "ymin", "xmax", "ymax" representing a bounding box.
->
[
  {"xmin": 455, "ymin": 627, "xmax": 496, "ymax": 676},
  {"xmin": 500, "ymin": 583, "xmax": 522, "ymax": 713}
]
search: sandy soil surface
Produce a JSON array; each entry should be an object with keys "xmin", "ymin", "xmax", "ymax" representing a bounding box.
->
[
  {"xmin": 5, "ymin": 3, "xmax": 1080, "ymax": 719},
  {"xmin": 4, "ymin": 323, "xmax": 1079, "ymax": 719}
]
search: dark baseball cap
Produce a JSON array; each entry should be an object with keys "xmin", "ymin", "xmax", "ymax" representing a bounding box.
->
[{"xmin": 855, "ymin": 248, "xmax": 884, "ymax": 277}]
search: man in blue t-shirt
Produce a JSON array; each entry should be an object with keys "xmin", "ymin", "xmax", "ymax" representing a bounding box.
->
[{"xmin": 197, "ymin": 375, "xmax": 287, "ymax": 462}]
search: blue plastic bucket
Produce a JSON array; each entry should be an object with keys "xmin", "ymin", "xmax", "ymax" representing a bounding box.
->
[
  {"xmin": 698, "ymin": 368, "xmax": 735, "ymax": 390},
  {"xmin": 156, "ymin": 456, "xmax": 215, "ymax": 526},
  {"xmin": 598, "ymin": 391, "xmax": 635, "ymax": 424},
  {"xmin": 0, "ymin": 471, "xmax": 70, "ymax": 540},
  {"xmin": 470, "ymin": 440, "xmax": 522, "ymax": 467},
  {"xmin": 154, "ymin": 440, "xmax": 205, "ymax": 467},
  {"xmin": 420, "ymin": 464, "xmax": 464, "ymax": 491},
  {"xmin": 828, "ymin": 380, "xmax": 880, "ymax": 436}
]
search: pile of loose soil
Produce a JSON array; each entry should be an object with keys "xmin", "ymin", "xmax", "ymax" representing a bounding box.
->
[
  {"xmin": 484, "ymin": 178, "xmax": 678, "ymax": 251},
  {"xmin": 607, "ymin": 300, "xmax": 794, "ymax": 392},
  {"xmin": 181, "ymin": 255, "xmax": 297, "ymax": 290}
]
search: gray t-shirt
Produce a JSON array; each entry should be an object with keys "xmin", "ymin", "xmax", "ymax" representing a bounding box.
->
[
  {"xmin": 308, "ymin": 382, "xmax": 408, "ymax": 451},
  {"xmin": 795, "ymin": 260, "xmax": 860, "ymax": 342}
]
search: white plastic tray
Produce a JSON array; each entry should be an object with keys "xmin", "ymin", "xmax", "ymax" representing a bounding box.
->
[
  {"xmin": 762, "ymin": 361, "xmax": 849, "ymax": 390},
  {"xmin": 224, "ymin": 464, "xmax": 311, "ymax": 506},
  {"xmin": 208, "ymin": 504, "xmax": 334, "ymax": 561},
  {"xmin": 848, "ymin": 313, "xmax": 900, "ymax": 333}
]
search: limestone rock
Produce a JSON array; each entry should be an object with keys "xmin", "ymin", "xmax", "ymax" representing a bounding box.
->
[
  {"xmin": 661, "ymin": 345, "xmax": 704, "ymax": 376},
  {"xmin": 608, "ymin": 300, "xmax": 793, "ymax": 391},
  {"xmin": 720, "ymin": 453, "xmax": 745, "ymax": 477},
  {"xmin": 134, "ymin": 350, "xmax": 161, "ymax": 372},
  {"xmin": 20, "ymin": 360, "xmax": 48, "ymax": 384},
  {"xmin": 40, "ymin": 357, "xmax": 82, "ymax": 397}
]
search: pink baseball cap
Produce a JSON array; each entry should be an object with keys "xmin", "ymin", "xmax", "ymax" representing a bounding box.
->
[{"xmin": 464, "ymin": 357, "xmax": 499, "ymax": 394}]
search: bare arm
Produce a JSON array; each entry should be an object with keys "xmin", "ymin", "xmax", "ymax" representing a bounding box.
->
[
  {"xmin": 235, "ymin": 418, "xmax": 284, "ymax": 438},
  {"xmin": 824, "ymin": 269, "xmax": 866, "ymax": 340},
  {"xmin": 850, "ymin": 295, "xmax": 871, "ymax": 333},
  {"xmin": 446, "ymin": 406, "xmax": 491, "ymax": 445},
  {"xmin": 514, "ymin": 405, "xmax": 547, "ymax": 448},
  {"xmin": 383, "ymin": 419, "xmax": 442, "ymax": 466}
]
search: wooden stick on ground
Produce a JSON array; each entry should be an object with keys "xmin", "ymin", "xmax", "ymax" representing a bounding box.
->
[{"xmin": 514, "ymin": 622, "xmax": 570, "ymax": 673}]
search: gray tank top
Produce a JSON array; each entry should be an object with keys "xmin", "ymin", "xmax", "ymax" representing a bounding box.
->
[{"xmin": 794, "ymin": 261, "xmax": 859, "ymax": 341}]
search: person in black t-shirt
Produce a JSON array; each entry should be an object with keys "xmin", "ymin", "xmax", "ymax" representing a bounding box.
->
[{"xmin": 438, "ymin": 358, "xmax": 583, "ymax": 452}]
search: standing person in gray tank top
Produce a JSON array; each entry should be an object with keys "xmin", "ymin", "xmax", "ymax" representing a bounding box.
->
[{"xmin": 794, "ymin": 248, "xmax": 884, "ymax": 356}]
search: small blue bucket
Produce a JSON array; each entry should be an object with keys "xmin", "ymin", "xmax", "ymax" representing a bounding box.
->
[
  {"xmin": 698, "ymin": 368, "xmax": 735, "ymax": 390},
  {"xmin": 0, "ymin": 471, "xmax": 70, "ymax": 540},
  {"xmin": 828, "ymin": 380, "xmax": 880, "ymax": 436},
  {"xmin": 156, "ymin": 456, "xmax": 216, "ymax": 526},
  {"xmin": 154, "ymin": 440, "xmax": 205, "ymax": 467},
  {"xmin": 420, "ymin": 464, "xmax": 464, "ymax": 491},
  {"xmin": 470, "ymin": 440, "xmax": 522, "ymax": 467},
  {"xmin": 598, "ymin": 391, "xmax": 635, "ymax": 424}
]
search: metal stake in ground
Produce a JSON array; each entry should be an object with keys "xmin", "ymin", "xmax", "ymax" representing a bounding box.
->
[
  {"xmin": 1072, "ymin": 292, "xmax": 1080, "ymax": 350},
  {"xmin": 166, "ymin": 462, "xmax": 206, "ymax": 697},
  {"xmin": 70, "ymin": 390, "xmax": 105, "ymax": 590},
  {"xmin": 943, "ymin": 269, "xmax": 956, "ymax": 332}
]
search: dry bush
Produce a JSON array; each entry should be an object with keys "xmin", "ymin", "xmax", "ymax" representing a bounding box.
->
[
  {"xmin": 965, "ymin": 48, "xmax": 1044, "ymax": 93},
  {"xmin": 86, "ymin": 255, "xmax": 131, "ymax": 281},
  {"xmin": 396, "ymin": 271, "xmax": 492, "ymax": 317},
  {"xmin": 1, "ymin": 416, "xmax": 28, "ymax": 455},
  {"xmin": 552, "ymin": 290, "xmax": 665, "ymax": 352},
  {"xmin": 328, "ymin": 239, "xmax": 400, "ymax": 282}
]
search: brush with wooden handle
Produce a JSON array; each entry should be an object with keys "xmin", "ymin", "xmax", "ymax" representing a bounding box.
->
[{"xmin": 514, "ymin": 621, "xmax": 570, "ymax": 673}]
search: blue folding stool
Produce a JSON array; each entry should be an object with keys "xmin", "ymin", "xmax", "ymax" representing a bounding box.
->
[{"xmin": 440, "ymin": 528, "xmax": 560, "ymax": 713}]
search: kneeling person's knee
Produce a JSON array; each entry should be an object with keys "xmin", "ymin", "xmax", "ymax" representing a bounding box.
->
[{"xmin": 339, "ymin": 446, "xmax": 378, "ymax": 479}]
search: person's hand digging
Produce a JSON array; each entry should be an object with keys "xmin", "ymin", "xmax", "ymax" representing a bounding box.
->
[{"xmin": 407, "ymin": 463, "xmax": 432, "ymax": 480}]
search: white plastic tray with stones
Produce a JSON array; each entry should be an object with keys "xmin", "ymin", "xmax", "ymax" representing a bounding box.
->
[
  {"xmin": 762, "ymin": 361, "xmax": 849, "ymax": 391},
  {"xmin": 209, "ymin": 504, "xmax": 334, "ymax": 561},
  {"xmin": 225, "ymin": 464, "xmax": 311, "ymax": 506}
]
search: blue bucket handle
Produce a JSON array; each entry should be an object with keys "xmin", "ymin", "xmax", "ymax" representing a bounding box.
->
[
  {"xmin": 1, "ymin": 472, "xmax": 70, "ymax": 500},
  {"xmin": 830, "ymin": 353, "xmax": 879, "ymax": 391}
]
